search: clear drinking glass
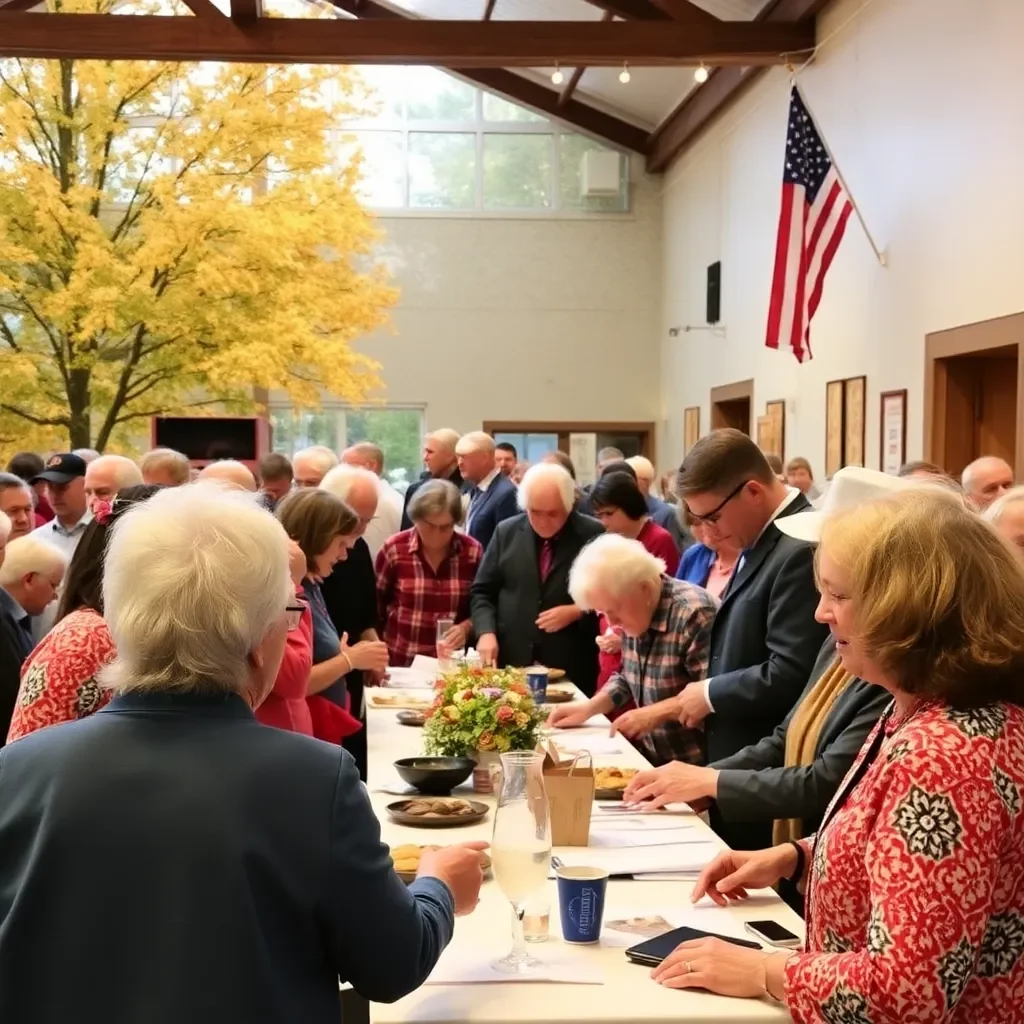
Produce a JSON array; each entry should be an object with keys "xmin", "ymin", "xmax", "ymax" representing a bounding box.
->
[
  {"xmin": 490, "ymin": 751, "xmax": 552, "ymax": 973},
  {"xmin": 436, "ymin": 618, "xmax": 456, "ymax": 672}
]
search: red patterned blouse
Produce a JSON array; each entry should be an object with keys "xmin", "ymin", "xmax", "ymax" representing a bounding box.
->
[
  {"xmin": 785, "ymin": 699, "xmax": 1024, "ymax": 1023},
  {"xmin": 7, "ymin": 608, "xmax": 115, "ymax": 743}
]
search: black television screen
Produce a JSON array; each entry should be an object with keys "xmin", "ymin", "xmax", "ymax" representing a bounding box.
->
[{"xmin": 154, "ymin": 418, "xmax": 258, "ymax": 462}]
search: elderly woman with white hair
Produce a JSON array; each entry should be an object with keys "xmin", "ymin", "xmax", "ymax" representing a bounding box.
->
[
  {"xmin": 470, "ymin": 462, "xmax": 604, "ymax": 694},
  {"xmin": 548, "ymin": 534, "xmax": 717, "ymax": 765},
  {"xmin": 0, "ymin": 483, "xmax": 485, "ymax": 1023},
  {"xmin": 985, "ymin": 484, "xmax": 1024, "ymax": 558}
]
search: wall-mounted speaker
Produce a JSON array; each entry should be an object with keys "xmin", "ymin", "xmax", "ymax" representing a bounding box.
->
[{"xmin": 706, "ymin": 261, "xmax": 721, "ymax": 325}]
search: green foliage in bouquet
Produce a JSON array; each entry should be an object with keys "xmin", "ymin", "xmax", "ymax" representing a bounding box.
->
[{"xmin": 423, "ymin": 666, "xmax": 547, "ymax": 757}]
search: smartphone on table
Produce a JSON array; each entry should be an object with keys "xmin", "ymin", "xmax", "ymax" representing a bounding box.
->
[{"xmin": 743, "ymin": 919, "xmax": 802, "ymax": 949}]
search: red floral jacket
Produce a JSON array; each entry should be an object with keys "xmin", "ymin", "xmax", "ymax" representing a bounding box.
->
[{"xmin": 785, "ymin": 700, "xmax": 1024, "ymax": 1023}]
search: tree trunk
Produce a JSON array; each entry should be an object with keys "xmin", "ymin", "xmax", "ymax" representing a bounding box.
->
[{"xmin": 67, "ymin": 366, "xmax": 92, "ymax": 449}]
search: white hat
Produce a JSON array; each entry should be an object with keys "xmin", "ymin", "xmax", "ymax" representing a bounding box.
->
[{"xmin": 776, "ymin": 466, "xmax": 912, "ymax": 543}]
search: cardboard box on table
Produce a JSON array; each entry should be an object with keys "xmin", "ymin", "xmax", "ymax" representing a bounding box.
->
[{"xmin": 541, "ymin": 743, "xmax": 595, "ymax": 846}]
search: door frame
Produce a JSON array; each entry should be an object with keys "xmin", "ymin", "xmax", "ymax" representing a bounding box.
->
[
  {"xmin": 923, "ymin": 312, "xmax": 1024, "ymax": 478},
  {"xmin": 709, "ymin": 378, "xmax": 754, "ymax": 433}
]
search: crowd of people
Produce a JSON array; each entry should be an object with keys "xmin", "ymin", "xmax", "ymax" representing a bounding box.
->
[{"xmin": 0, "ymin": 426, "xmax": 1021, "ymax": 1022}]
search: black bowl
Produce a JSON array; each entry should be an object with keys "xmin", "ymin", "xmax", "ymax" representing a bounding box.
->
[{"xmin": 394, "ymin": 756, "xmax": 476, "ymax": 795}]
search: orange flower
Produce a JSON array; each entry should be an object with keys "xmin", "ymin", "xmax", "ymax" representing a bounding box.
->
[{"xmin": 478, "ymin": 731, "xmax": 496, "ymax": 750}]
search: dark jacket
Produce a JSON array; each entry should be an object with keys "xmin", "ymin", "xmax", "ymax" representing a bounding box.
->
[
  {"xmin": 465, "ymin": 472, "xmax": 519, "ymax": 551},
  {"xmin": 646, "ymin": 494, "xmax": 690, "ymax": 552},
  {"xmin": 705, "ymin": 493, "xmax": 829, "ymax": 764},
  {"xmin": 401, "ymin": 467, "xmax": 464, "ymax": 531},
  {"xmin": 711, "ymin": 636, "xmax": 890, "ymax": 849},
  {"xmin": 0, "ymin": 692, "xmax": 454, "ymax": 1024},
  {"xmin": 0, "ymin": 592, "xmax": 29, "ymax": 746},
  {"xmin": 470, "ymin": 511, "xmax": 603, "ymax": 696}
]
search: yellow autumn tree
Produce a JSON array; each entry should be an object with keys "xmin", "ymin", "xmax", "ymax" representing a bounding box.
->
[{"xmin": 0, "ymin": 0, "xmax": 395, "ymax": 452}]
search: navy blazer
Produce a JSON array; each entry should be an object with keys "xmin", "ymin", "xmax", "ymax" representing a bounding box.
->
[
  {"xmin": 465, "ymin": 472, "xmax": 519, "ymax": 550},
  {"xmin": 401, "ymin": 468, "xmax": 463, "ymax": 531},
  {"xmin": 0, "ymin": 692, "xmax": 455, "ymax": 1024}
]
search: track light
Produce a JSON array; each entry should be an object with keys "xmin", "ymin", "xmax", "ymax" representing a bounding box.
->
[
  {"xmin": 551, "ymin": 65, "xmax": 564, "ymax": 86},
  {"xmin": 694, "ymin": 63, "xmax": 709, "ymax": 84},
  {"xmin": 618, "ymin": 63, "xmax": 631, "ymax": 85}
]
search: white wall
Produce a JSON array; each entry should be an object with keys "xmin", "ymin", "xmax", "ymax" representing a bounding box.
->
[
  {"xmin": 660, "ymin": 0, "xmax": 1024, "ymax": 475},
  {"xmin": 358, "ymin": 157, "xmax": 663, "ymax": 435}
]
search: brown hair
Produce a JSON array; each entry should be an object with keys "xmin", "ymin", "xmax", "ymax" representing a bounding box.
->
[
  {"xmin": 819, "ymin": 489, "xmax": 1024, "ymax": 708},
  {"xmin": 784, "ymin": 456, "xmax": 813, "ymax": 478},
  {"xmin": 542, "ymin": 449, "xmax": 577, "ymax": 481},
  {"xmin": 259, "ymin": 452, "xmax": 293, "ymax": 484},
  {"xmin": 276, "ymin": 489, "xmax": 357, "ymax": 572},
  {"xmin": 764, "ymin": 453, "xmax": 784, "ymax": 475},
  {"xmin": 676, "ymin": 428, "xmax": 775, "ymax": 498}
]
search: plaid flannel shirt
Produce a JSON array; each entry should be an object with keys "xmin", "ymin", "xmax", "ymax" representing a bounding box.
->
[
  {"xmin": 375, "ymin": 528, "xmax": 483, "ymax": 667},
  {"xmin": 605, "ymin": 576, "xmax": 716, "ymax": 766}
]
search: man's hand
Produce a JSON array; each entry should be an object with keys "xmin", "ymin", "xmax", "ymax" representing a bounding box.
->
[
  {"xmin": 546, "ymin": 702, "xmax": 595, "ymax": 729},
  {"xmin": 536, "ymin": 605, "xmax": 581, "ymax": 633},
  {"xmin": 416, "ymin": 842, "xmax": 489, "ymax": 916},
  {"xmin": 677, "ymin": 682, "xmax": 712, "ymax": 728},
  {"xmin": 622, "ymin": 762, "xmax": 719, "ymax": 809},
  {"xmin": 477, "ymin": 632, "xmax": 499, "ymax": 667}
]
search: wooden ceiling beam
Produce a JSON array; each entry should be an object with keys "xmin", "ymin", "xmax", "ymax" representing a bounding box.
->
[
  {"xmin": 646, "ymin": 0, "xmax": 829, "ymax": 172},
  {"xmin": 649, "ymin": 0, "xmax": 720, "ymax": 22},
  {"xmin": 0, "ymin": 12, "xmax": 814, "ymax": 65},
  {"xmin": 230, "ymin": 0, "xmax": 262, "ymax": 23},
  {"xmin": 182, "ymin": 0, "xmax": 228, "ymax": 18},
  {"xmin": 581, "ymin": 0, "xmax": 670, "ymax": 19},
  {"xmin": 482, "ymin": 0, "xmax": 497, "ymax": 18},
  {"xmin": 0, "ymin": 0, "xmax": 43, "ymax": 10}
]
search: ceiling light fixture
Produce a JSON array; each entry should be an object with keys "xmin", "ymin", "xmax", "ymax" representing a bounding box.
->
[
  {"xmin": 694, "ymin": 63, "xmax": 710, "ymax": 84},
  {"xmin": 618, "ymin": 63, "xmax": 631, "ymax": 85},
  {"xmin": 551, "ymin": 65, "xmax": 564, "ymax": 86}
]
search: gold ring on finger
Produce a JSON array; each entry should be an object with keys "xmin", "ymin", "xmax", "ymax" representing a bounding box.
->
[{"xmin": 685, "ymin": 961, "xmax": 693, "ymax": 973}]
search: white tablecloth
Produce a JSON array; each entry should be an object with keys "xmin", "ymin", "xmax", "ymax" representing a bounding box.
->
[{"xmin": 365, "ymin": 686, "xmax": 797, "ymax": 1023}]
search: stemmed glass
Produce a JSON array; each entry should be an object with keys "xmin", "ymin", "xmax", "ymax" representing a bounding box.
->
[{"xmin": 490, "ymin": 751, "xmax": 552, "ymax": 974}]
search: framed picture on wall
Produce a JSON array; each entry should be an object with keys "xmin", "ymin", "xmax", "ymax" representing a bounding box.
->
[
  {"xmin": 765, "ymin": 399, "xmax": 786, "ymax": 459},
  {"xmin": 683, "ymin": 407, "xmax": 700, "ymax": 455},
  {"xmin": 843, "ymin": 376, "xmax": 866, "ymax": 467},
  {"xmin": 879, "ymin": 389, "xmax": 907, "ymax": 475},
  {"xmin": 825, "ymin": 380, "xmax": 845, "ymax": 477}
]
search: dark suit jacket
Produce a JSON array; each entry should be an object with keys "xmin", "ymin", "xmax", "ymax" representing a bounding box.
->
[
  {"xmin": 0, "ymin": 604, "xmax": 27, "ymax": 747},
  {"xmin": 465, "ymin": 472, "xmax": 519, "ymax": 550},
  {"xmin": 470, "ymin": 512, "xmax": 603, "ymax": 695},
  {"xmin": 711, "ymin": 636, "xmax": 890, "ymax": 849},
  {"xmin": 0, "ymin": 692, "xmax": 454, "ymax": 1024},
  {"xmin": 401, "ymin": 468, "xmax": 464, "ymax": 530},
  {"xmin": 705, "ymin": 493, "xmax": 829, "ymax": 766},
  {"xmin": 646, "ymin": 495, "xmax": 689, "ymax": 552}
]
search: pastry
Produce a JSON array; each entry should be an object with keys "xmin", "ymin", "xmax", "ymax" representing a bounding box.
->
[
  {"xmin": 594, "ymin": 767, "xmax": 638, "ymax": 791},
  {"xmin": 403, "ymin": 798, "xmax": 475, "ymax": 818},
  {"xmin": 371, "ymin": 693, "xmax": 429, "ymax": 708},
  {"xmin": 391, "ymin": 843, "xmax": 491, "ymax": 875}
]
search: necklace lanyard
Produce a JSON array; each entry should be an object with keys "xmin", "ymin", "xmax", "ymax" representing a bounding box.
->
[{"xmin": 636, "ymin": 632, "xmax": 654, "ymax": 702}]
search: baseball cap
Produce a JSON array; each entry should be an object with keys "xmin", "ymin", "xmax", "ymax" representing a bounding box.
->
[
  {"xmin": 32, "ymin": 453, "xmax": 88, "ymax": 485},
  {"xmin": 775, "ymin": 466, "xmax": 913, "ymax": 544}
]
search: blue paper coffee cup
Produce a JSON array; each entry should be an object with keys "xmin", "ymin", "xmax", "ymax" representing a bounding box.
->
[
  {"xmin": 526, "ymin": 667, "xmax": 548, "ymax": 702},
  {"xmin": 555, "ymin": 866, "xmax": 608, "ymax": 944}
]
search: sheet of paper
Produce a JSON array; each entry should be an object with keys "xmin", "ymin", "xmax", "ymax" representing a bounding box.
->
[
  {"xmin": 551, "ymin": 843, "xmax": 720, "ymax": 876},
  {"xmin": 590, "ymin": 814, "xmax": 696, "ymax": 831},
  {"xmin": 386, "ymin": 666, "xmax": 436, "ymax": 689},
  {"xmin": 425, "ymin": 952, "xmax": 604, "ymax": 986},
  {"xmin": 594, "ymin": 802, "xmax": 696, "ymax": 817},
  {"xmin": 410, "ymin": 654, "xmax": 440, "ymax": 674},
  {"xmin": 589, "ymin": 826, "xmax": 703, "ymax": 849},
  {"xmin": 549, "ymin": 734, "xmax": 629, "ymax": 757}
]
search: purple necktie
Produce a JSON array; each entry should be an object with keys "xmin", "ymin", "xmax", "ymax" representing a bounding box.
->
[{"xmin": 539, "ymin": 538, "xmax": 554, "ymax": 582}]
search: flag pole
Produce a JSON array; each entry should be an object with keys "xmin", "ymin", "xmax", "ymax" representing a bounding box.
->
[{"xmin": 796, "ymin": 83, "xmax": 888, "ymax": 268}]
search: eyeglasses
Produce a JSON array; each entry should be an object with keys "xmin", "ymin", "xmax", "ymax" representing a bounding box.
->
[
  {"xmin": 285, "ymin": 604, "xmax": 305, "ymax": 631},
  {"xmin": 687, "ymin": 480, "xmax": 749, "ymax": 526}
]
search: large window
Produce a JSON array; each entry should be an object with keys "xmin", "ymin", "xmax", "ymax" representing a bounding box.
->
[
  {"xmin": 270, "ymin": 405, "xmax": 424, "ymax": 492},
  {"xmin": 339, "ymin": 66, "xmax": 629, "ymax": 215}
]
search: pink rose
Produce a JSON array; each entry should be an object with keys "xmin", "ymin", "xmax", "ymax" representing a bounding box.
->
[{"xmin": 496, "ymin": 705, "xmax": 515, "ymax": 724}]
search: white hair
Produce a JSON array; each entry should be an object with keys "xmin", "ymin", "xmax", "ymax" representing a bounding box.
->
[
  {"xmin": 427, "ymin": 428, "xmax": 461, "ymax": 451},
  {"xmin": 73, "ymin": 448, "xmax": 101, "ymax": 464},
  {"xmin": 518, "ymin": 462, "xmax": 576, "ymax": 514},
  {"xmin": 140, "ymin": 447, "xmax": 191, "ymax": 486},
  {"xmin": 293, "ymin": 445, "xmax": 339, "ymax": 477},
  {"xmin": 568, "ymin": 533, "xmax": 665, "ymax": 610},
  {"xmin": 984, "ymin": 485, "xmax": 1024, "ymax": 525},
  {"xmin": 626, "ymin": 455, "xmax": 655, "ymax": 482},
  {"xmin": 101, "ymin": 483, "xmax": 291, "ymax": 697},
  {"xmin": 455, "ymin": 431, "xmax": 495, "ymax": 456},
  {"xmin": 320, "ymin": 463, "xmax": 378, "ymax": 502},
  {"xmin": 0, "ymin": 536, "xmax": 68, "ymax": 586},
  {"xmin": 0, "ymin": 510, "xmax": 10, "ymax": 543},
  {"xmin": 89, "ymin": 454, "xmax": 143, "ymax": 490},
  {"xmin": 198, "ymin": 459, "xmax": 257, "ymax": 492}
]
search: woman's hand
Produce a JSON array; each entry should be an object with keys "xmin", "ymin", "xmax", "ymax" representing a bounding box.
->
[
  {"xmin": 652, "ymin": 938, "xmax": 780, "ymax": 998},
  {"xmin": 609, "ymin": 704, "xmax": 671, "ymax": 741},
  {"xmin": 441, "ymin": 621, "xmax": 469, "ymax": 651},
  {"xmin": 622, "ymin": 762, "xmax": 718, "ymax": 808},
  {"xmin": 690, "ymin": 845, "xmax": 798, "ymax": 907},
  {"xmin": 340, "ymin": 632, "xmax": 390, "ymax": 674},
  {"xmin": 595, "ymin": 631, "xmax": 622, "ymax": 655},
  {"xmin": 546, "ymin": 703, "xmax": 595, "ymax": 729}
]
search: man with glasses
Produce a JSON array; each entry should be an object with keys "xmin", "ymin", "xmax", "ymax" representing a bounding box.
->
[{"xmin": 673, "ymin": 429, "xmax": 827, "ymax": 848}]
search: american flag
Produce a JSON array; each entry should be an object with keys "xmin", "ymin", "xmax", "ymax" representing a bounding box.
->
[{"xmin": 766, "ymin": 86, "xmax": 853, "ymax": 363}]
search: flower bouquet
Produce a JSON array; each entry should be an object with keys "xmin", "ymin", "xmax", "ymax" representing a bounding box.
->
[{"xmin": 424, "ymin": 667, "xmax": 547, "ymax": 791}]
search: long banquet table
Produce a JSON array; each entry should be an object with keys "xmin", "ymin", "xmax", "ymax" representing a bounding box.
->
[{"xmin": 361, "ymin": 685, "xmax": 799, "ymax": 1024}]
